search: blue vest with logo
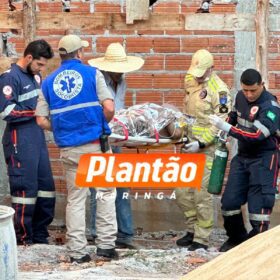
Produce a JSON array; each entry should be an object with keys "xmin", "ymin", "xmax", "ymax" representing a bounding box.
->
[{"xmin": 42, "ymin": 59, "xmax": 111, "ymax": 147}]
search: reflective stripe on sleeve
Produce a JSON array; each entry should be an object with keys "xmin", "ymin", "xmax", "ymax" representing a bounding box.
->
[
  {"xmin": 1, "ymin": 104, "xmax": 16, "ymax": 118},
  {"xmin": 253, "ymin": 120, "xmax": 270, "ymax": 137},
  {"xmin": 18, "ymin": 89, "xmax": 39, "ymax": 102}
]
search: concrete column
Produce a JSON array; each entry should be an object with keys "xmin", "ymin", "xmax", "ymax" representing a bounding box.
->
[{"xmin": 234, "ymin": 0, "xmax": 257, "ymax": 92}]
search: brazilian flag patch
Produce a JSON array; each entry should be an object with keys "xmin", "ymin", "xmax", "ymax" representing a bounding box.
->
[{"xmin": 266, "ymin": 110, "xmax": 276, "ymax": 122}]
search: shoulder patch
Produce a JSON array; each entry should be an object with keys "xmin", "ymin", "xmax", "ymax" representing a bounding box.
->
[
  {"xmin": 219, "ymin": 91, "xmax": 228, "ymax": 105},
  {"xmin": 266, "ymin": 110, "xmax": 276, "ymax": 122}
]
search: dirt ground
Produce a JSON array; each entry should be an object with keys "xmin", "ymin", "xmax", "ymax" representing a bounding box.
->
[{"xmin": 18, "ymin": 228, "xmax": 226, "ymax": 280}]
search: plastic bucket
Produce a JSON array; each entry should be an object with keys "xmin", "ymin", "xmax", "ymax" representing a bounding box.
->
[{"xmin": 0, "ymin": 205, "xmax": 18, "ymax": 280}]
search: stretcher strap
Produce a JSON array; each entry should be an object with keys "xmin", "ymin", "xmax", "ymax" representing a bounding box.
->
[
  {"xmin": 154, "ymin": 128, "xmax": 159, "ymax": 143},
  {"xmin": 113, "ymin": 117, "xmax": 129, "ymax": 142}
]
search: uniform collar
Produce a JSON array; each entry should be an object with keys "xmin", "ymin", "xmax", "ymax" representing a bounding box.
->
[{"xmin": 61, "ymin": 58, "xmax": 82, "ymax": 65}]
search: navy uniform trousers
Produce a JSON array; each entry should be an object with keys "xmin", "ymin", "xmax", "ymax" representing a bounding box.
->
[
  {"xmin": 221, "ymin": 152, "xmax": 279, "ymax": 243},
  {"xmin": 2, "ymin": 119, "xmax": 55, "ymax": 245}
]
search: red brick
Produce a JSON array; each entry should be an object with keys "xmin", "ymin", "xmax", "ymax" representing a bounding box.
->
[
  {"xmin": 181, "ymin": 38, "xmax": 209, "ymax": 52},
  {"xmin": 136, "ymin": 30, "xmax": 165, "ymax": 36},
  {"xmin": 135, "ymin": 91, "xmax": 163, "ymax": 104},
  {"xmin": 94, "ymin": 3, "xmax": 121, "ymax": 13},
  {"xmin": 109, "ymin": 30, "xmax": 136, "ymax": 36},
  {"xmin": 142, "ymin": 56, "xmax": 164, "ymax": 71},
  {"xmin": 125, "ymin": 91, "xmax": 134, "ymax": 107},
  {"xmin": 218, "ymin": 73, "xmax": 234, "ymax": 89},
  {"xmin": 126, "ymin": 74, "xmax": 153, "ymax": 89},
  {"xmin": 166, "ymin": 30, "xmax": 194, "ymax": 36},
  {"xmin": 152, "ymin": 2, "xmax": 180, "ymax": 14},
  {"xmin": 268, "ymin": 57, "xmax": 280, "ymax": 71},
  {"xmin": 126, "ymin": 38, "xmax": 153, "ymax": 53},
  {"xmin": 96, "ymin": 37, "xmax": 124, "ymax": 53},
  {"xmin": 163, "ymin": 90, "xmax": 185, "ymax": 110},
  {"xmin": 214, "ymin": 55, "xmax": 234, "ymax": 71},
  {"xmin": 208, "ymin": 37, "xmax": 235, "ymax": 53},
  {"xmin": 153, "ymin": 74, "xmax": 183, "ymax": 89},
  {"xmin": 153, "ymin": 38, "xmax": 180, "ymax": 53},
  {"xmin": 269, "ymin": 37, "xmax": 280, "ymax": 54},
  {"xmin": 165, "ymin": 55, "xmax": 191, "ymax": 71},
  {"xmin": 194, "ymin": 31, "xmax": 234, "ymax": 36}
]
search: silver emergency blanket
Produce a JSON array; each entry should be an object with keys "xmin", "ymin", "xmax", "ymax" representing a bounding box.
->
[{"xmin": 109, "ymin": 103, "xmax": 195, "ymax": 139}]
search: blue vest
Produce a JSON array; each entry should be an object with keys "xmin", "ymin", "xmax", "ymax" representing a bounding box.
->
[{"xmin": 42, "ymin": 59, "xmax": 111, "ymax": 147}]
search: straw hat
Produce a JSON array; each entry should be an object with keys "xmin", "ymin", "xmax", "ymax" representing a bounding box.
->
[
  {"xmin": 188, "ymin": 49, "xmax": 214, "ymax": 77},
  {"xmin": 88, "ymin": 43, "xmax": 144, "ymax": 73}
]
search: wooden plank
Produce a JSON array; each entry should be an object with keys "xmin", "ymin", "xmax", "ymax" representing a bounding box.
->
[
  {"xmin": 126, "ymin": 0, "xmax": 150, "ymax": 24},
  {"xmin": 0, "ymin": 12, "xmax": 22, "ymax": 29},
  {"xmin": 23, "ymin": 0, "xmax": 36, "ymax": 44},
  {"xmin": 182, "ymin": 225, "xmax": 280, "ymax": 280},
  {"xmin": 36, "ymin": 12, "xmax": 184, "ymax": 31},
  {"xmin": 256, "ymin": 0, "xmax": 269, "ymax": 87},
  {"xmin": 1, "ymin": 11, "xmax": 280, "ymax": 32},
  {"xmin": 185, "ymin": 13, "xmax": 256, "ymax": 31}
]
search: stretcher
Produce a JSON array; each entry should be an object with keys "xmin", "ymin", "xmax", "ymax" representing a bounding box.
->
[
  {"xmin": 109, "ymin": 133, "xmax": 188, "ymax": 148},
  {"xmin": 108, "ymin": 103, "xmax": 194, "ymax": 149}
]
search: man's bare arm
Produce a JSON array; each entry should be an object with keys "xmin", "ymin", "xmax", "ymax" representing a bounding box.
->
[
  {"xmin": 36, "ymin": 116, "xmax": 52, "ymax": 131},
  {"xmin": 102, "ymin": 99, "xmax": 115, "ymax": 122}
]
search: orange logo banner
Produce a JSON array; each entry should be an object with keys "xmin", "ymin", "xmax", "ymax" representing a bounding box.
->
[{"xmin": 76, "ymin": 154, "xmax": 205, "ymax": 189}]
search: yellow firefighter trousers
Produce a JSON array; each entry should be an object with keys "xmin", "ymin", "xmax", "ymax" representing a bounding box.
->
[{"xmin": 175, "ymin": 151, "xmax": 214, "ymax": 245}]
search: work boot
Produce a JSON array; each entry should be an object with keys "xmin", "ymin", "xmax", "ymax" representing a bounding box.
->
[
  {"xmin": 115, "ymin": 240, "xmax": 137, "ymax": 249},
  {"xmin": 176, "ymin": 232, "xmax": 194, "ymax": 247},
  {"xmin": 188, "ymin": 241, "xmax": 208, "ymax": 251},
  {"xmin": 96, "ymin": 248, "xmax": 119, "ymax": 260},
  {"xmin": 70, "ymin": 254, "xmax": 91, "ymax": 264},
  {"xmin": 219, "ymin": 238, "xmax": 245, "ymax": 252}
]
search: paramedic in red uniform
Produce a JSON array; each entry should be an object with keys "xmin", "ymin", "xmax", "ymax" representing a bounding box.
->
[{"xmin": 0, "ymin": 40, "xmax": 55, "ymax": 245}]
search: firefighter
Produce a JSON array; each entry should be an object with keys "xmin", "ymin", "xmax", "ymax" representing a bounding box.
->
[
  {"xmin": 176, "ymin": 49, "xmax": 231, "ymax": 250},
  {"xmin": 209, "ymin": 69, "xmax": 280, "ymax": 252},
  {"xmin": 0, "ymin": 40, "xmax": 55, "ymax": 245}
]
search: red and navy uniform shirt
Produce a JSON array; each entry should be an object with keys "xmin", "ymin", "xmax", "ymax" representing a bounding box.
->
[
  {"xmin": 0, "ymin": 63, "xmax": 41, "ymax": 123},
  {"xmin": 227, "ymin": 89, "xmax": 280, "ymax": 157}
]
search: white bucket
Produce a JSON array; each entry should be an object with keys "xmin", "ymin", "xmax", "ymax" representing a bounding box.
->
[{"xmin": 0, "ymin": 205, "xmax": 18, "ymax": 280}]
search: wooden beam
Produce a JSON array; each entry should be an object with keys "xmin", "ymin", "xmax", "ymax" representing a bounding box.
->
[
  {"xmin": 1, "ymin": 11, "xmax": 280, "ymax": 32},
  {"xmin": 126, "ymin": 0, "xmax": 150, "ymax": 24},
  {"xmin": 182, "ymin": 225, "xmax": 280, "ymax": 280},
  {"xmin": 23, "ymin": 0, "xmax": 36, "ymax": 44},
  {"xmin": 0, "ymin": 12, "xmax": 22, "ymax": 29},
  {"xmin": 256, "ymin": 0, "xmax": 269, "ymax": 87},
  {"xmin": 36, "ymin": 12, "xmax": 184, "ymax": 31}
]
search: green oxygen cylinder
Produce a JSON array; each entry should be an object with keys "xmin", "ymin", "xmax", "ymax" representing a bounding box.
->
[{"xmin": 208, "ymin": 138, "xmax": 228, "ymax": 195}]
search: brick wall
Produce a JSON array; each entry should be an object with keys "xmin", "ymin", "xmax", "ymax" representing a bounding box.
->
[{"xmin": 1, "ymin": 0, "xmax": 279, "ymax": 194}]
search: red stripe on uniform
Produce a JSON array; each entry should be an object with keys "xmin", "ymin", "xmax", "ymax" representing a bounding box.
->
[
  {"xmin": 273, "ymin": 152, "xmax": 279, "ymax": 186},
  {"xmin": 11, "ymin": 110, "xmax": 35, "ymax": 117},
  {"xmin": 20, "ymin": 191, "xmax": 27, "ymax": 243},
  {"xmin": 260, "ymin": 209, "xmax": 264, "ymax": 232},
  {"xmin": 231, "ymin": 126, "xmax": 262, "ymax": 138},
  {"xmin": 14, "ymin": 191, "xmax": 19, "ymax": 226}
]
